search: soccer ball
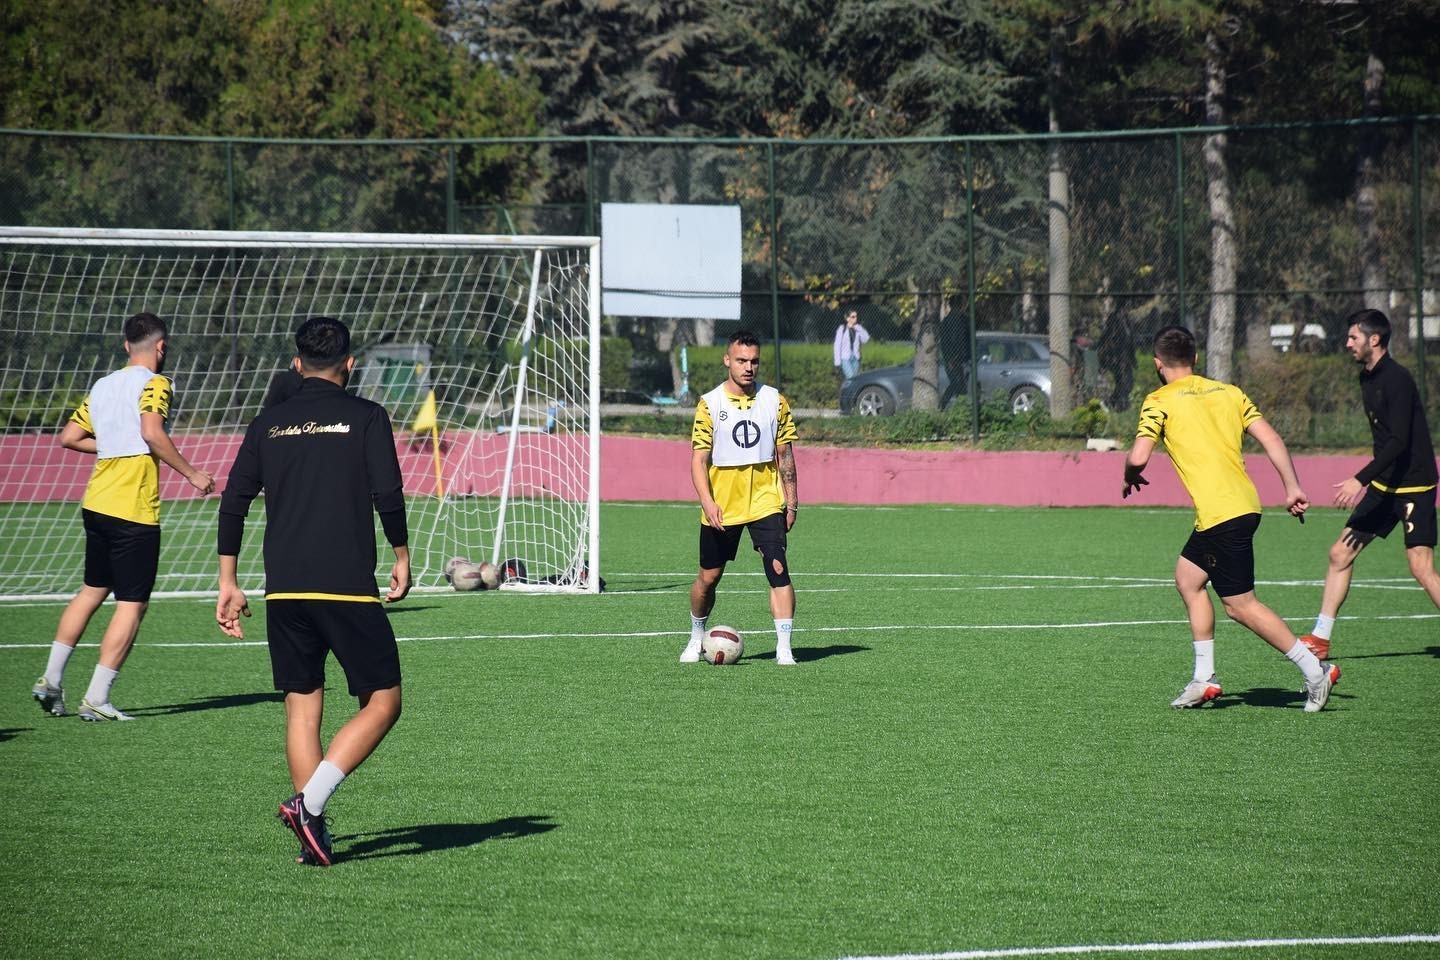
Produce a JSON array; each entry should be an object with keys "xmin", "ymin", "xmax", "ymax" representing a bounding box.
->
[
  {"xmin": 701, "ymin": 625, "xmax": 744, "ymax": 665},
  {"xmin": 449, "ymin": 559, "xmax": 500, "ymax": 591}
]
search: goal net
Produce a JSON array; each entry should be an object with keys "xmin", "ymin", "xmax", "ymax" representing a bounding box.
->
[{"xmin": 0, "ymin": 226, "xmax": 601, "ymax": 599}]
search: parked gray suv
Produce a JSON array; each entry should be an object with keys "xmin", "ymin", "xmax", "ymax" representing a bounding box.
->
[{"xmin": 838, "ymin": 332, "xmax": 1051, "ymax": 416}]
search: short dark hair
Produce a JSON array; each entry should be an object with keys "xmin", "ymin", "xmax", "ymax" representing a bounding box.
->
[
  {"xmin": 1346, "ymin": 308, "xmax": 1391, "ymax": 348},
  {"xmin": 1152, "ymin": 325, "xmax": 1197, "ymax": 366},
  {"xmin": 124, "ymin": 312, "xmax": 167, "ymax": 346},
  {"xmin": 295, "ymin": 316, "xmax": 351, "ymax": 370},
  {"xmin": 729, "ymin": 329, "xmax": 761, "ymax": 349}
]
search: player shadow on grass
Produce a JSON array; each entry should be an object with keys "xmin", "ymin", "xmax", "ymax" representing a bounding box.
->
[
  {"xmin": 750, "ymin": 644, "xmax": 869, "ymax": 664},
  {"xmin": 1209, "ymin": 687, "xmax": 1351, "ymax": 709},
  {"xmin": 1333, "ymin": 645, "xmax": 1440, "ymax": 661},
  {"xmin": 385, "ymin": 605, "xmax": 444, "ymax": 617},
  {"xmin": 130, "ymin": 691, "xmax": 285, "ymax": 716},
  {"xmin": 335, "ymin": 814, "xmax": 557, "ymax": 860},
  {"xmin": 0, "ymin": 727, "xmax": 30, "ymax": 743}
]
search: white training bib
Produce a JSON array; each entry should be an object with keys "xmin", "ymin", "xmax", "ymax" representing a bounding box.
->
[{"xmin": 704, "ymin": 383, "xmax": 780, "ymax": 467}]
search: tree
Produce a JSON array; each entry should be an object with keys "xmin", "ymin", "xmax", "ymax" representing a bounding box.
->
[{"xmin": 0, "ymin": 0, "xmax": 541, "ymax": 231}]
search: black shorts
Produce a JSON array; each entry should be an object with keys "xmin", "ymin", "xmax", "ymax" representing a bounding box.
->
[
  {"xmin": 266, "ymin": 599, "xmax": 402, "ymax": 696},
  {"xmin": 699, "ymin": 512, "xmax": 787, "ymax": 570},
  {"xmin": 1180, "ymin": 513, "xmax": 1261, "ymax": 598},
  {"xmin": 82, "ymin": 508, "xmax": 160, "ymax": 602},
  {"xmin": 1346, "ymin": 485, "xmax": 1438, "ymax": 549}
]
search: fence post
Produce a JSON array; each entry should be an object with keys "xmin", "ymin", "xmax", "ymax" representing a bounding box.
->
[
  {"xmin": 446, "ymin": 143, "xmax": 457, "ymax": 234},
  {"xmin": 585, "ymin": 139, "xmax": 596, "ymax": 236},
  {"xmin": 767, "ymin": 140, "xmax": 782, "ymax": 386},
  {"xmin": 225, "ymin": 140, "xmax": 236, "ymax": 231},
  {"xmin": 965, "ymin": 140, "xmax": 979, "ymax": 442},
  {"xmin": 1413, "ymin": 118, "xmax": 1428, "ymax": 406},
  {"xmin": 1174, "ymin": 131, "xmax": 1186, "ymax": 328}
]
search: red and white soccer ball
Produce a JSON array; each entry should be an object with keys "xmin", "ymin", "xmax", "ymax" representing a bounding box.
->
[
  {"xmin": 701, "ymin": 625, "xmax": 744, "ymax": 665},
  {"xmin": 445, "ymin": 557, "xmax": 501, "ymax": 591}
]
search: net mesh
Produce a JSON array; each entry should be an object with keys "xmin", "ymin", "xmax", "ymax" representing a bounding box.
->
[{"xmin": 0, "ymin": 229, "xmax": 599, "ymax": 598}]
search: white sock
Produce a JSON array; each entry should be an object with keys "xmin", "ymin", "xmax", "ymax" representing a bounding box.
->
[
  {"xmin": 690, "ymin": 614, "xmax": 707, "ymax": 640},
  {"xmin": 1310, "ymin": 614, "xmax": 1335, "ymax": 641},
  {"xmin": 1192, "ymin": 639, "xmax": 1215, "ymax": 682},
  {"xmin": 1286, "ymin": 639, "xmax": 1324, "ymax": 683},
  {"xmin": 83, "ymin": 664, "xmax": 119, "ymax": 706},
  {"xmin": 44, "ymin": 642, "xmax": 76, "ymax": 686},
  {"xmin": 775, "ymin": 619, "xmax": 793, "ymax": 656},
  {"xmin": 302, "ymin": 760, "xmax": 347, "ymax": 816}
]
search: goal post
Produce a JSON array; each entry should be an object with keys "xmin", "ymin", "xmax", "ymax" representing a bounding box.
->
[{"xmin": 0, "ymin": 226, "xmax": 602, "ymax": 599}]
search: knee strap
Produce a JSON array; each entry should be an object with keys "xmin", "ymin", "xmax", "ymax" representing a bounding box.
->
[{"xmin": 759, "ymin": 543, "xmax": 791, "ymax": 588}]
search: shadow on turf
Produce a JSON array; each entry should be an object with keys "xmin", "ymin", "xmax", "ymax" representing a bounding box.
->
[
  {"xmin": 750, "ymin": 644, "xmax": 869, "ymax": 664},
  {"xmin": 1209, "ymin": 687, "xmax": 1352, "ymax": 709},
  {"xmin": 0, "ymin": 727, "xmax": 30, "ymax": 743},
  {"xmin": 131, "ymin": 691, "xmax": 285, "ymax": 716},
  {"xmin": 336, "ymin": 814, "xmax": 557, "ymax": 860},
  {"xmin": 1336, "ymin": 645, "xmax": 1440, "ymax": 661}
]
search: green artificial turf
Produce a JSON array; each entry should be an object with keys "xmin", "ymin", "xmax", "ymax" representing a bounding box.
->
[{"xmin": 1, "ymin": 502, "xmax": 1437, "ymax": 960}]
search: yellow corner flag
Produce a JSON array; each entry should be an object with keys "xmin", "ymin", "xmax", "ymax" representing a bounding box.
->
[
  {"xmin": 412, "ymin": 390, "xmax": 438, "ymax": 433},
  {"xmin": 412, "ymin": 390, "xmax": 444, "ymax": 498}
]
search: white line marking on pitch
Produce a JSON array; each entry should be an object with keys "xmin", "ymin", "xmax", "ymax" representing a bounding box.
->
[
  {"xmin": 0, "ymin": 612, "xmax": 1433, "ymax": 651},
  {"xmin": 836, "ymin": 932, "xmax": 1440, "ymax": 960}
]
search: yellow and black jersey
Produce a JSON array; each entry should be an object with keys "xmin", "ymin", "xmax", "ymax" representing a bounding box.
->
[
  {"xmin": 691, "ymin": 384, "xmax": 797, "ymax": 526},
  {"xmin": 218, "ymin": 377, "xmax": 407, "ymax": 601},
  {"xmin": 70, "ymin": 367, "xmax": 172, "ymax": 526},
  {"xmin": 1136, "ymin": 374, "xmax": 1263, "ymax": 531}
]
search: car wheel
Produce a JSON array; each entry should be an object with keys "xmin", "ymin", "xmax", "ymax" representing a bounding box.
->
[
  {"xmin": 854, "ymin": 384, "xmax": 897, "ymax": 416},
  {"xmin": 1010, "ymin": 384, "xmax": 1045, "ymax": 415}
]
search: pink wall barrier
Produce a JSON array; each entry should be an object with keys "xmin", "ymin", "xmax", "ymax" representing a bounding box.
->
[
  {"xmin": 597, "ymin": 436, "xmax": 1378, "ymax": 508},
  {"xmin": 0, "ymin": 431, "xmax": 1386, "ymax": 509}
]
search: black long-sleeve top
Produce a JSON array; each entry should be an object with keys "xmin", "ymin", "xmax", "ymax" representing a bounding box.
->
[
  {"xmin": 1355, "ymin": 353, "xmax": 1438, "ymax": 491},
  {"xmin": 219, "ymin": 377, "xmax": 408, "ymax": 597}
]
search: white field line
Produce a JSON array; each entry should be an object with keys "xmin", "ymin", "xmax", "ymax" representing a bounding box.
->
[
  {"xmin": 0, "ymin": 611, "xmax": 1433, "ymax": 652},
  {"xmin": 1, "ymin": 571, "xmax": 1424, "ymax": 604},
  {"xmin": 835, "ymin": 932, "xmax": 1440, "ymax": 960}
]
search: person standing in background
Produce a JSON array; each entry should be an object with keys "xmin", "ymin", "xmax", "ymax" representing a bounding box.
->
[{"xmin": 833, "ymin": 308, "xmax": 870, "ymax": 381}]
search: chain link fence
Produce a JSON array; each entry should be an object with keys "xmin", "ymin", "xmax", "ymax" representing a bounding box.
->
[{"xmin": 2, "ymin": 120, "xmax": 1435, "ymax": 442}]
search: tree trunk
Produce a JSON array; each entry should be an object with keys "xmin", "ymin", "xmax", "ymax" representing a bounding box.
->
[
  {"xmin": 1203, "ymin": 29, "xmax": 1236, "ymax": 384},
  {"xmin": 1047, "ymin": 26, "xmax": 1073, "ymax": 418},
  {"xmin": 1356, "ymin": 50, "xmax": 1387, "ymax": 313},
  {"xmin": 911, "ymin": 286, "xmax": 942, "ymax": 411}
]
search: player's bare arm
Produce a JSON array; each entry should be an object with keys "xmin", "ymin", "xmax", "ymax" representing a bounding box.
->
[
  {"xmin": 141, "ymin": 410, "xmax": 215, "ymax": 493},
  {"xmin": 691, "ymin": 446, "xmax": 724, "ymax": 530},
  {"xmin": 778, "ymin": 443, "xmax": 798, "ymax": 531},
  {"xmin": 58, "ymin": 419, "xmax": 97, "ymax": 455},
  {"xmin": 1245, "ymin": 418, "xmax": 1308, "ymax": 517},
  {"xmin": 1122, "ymin": 437, "xmax": 1154, "ymax": 498}
]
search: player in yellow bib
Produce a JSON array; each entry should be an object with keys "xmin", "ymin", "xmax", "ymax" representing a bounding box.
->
[
  {"xmin": 681, "ymin": 331, "xmax": 800, "ymax": 665},
  {"xmin": 1123, "ymin": 325, "xmax": 1339, "ymax": 711},
  {"xmin": 30, "ymin": 312, "xmax": 214, "ymax": 721}
]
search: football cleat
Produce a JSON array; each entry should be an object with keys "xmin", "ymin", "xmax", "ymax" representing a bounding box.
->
[
  {"xmin": 78, "ymin": 698, "xmax": 133, "ymax": 722},
  {"xmin": 1298, "ymin": 633, "xmax": 1330, "ymax": 660},
  {"xmin": 1303, "ymin": 662, "xmax": 1341, "ymax": 713},
  {"xmin": 1170, "ymin": 676, "xmax": 1222, "ymax": 709},
  {"xmin": 679, "ymin": 637, "xmax": 703, "ymax": 663},
  {"xmin": 279, "ymin": 793, "xmax": 333, "ymax": 867},
  {"xmin": 31, "ymin": 676, "xmax": 67, "ymax": 717},
  {"xmin": 775, "ymin": 648, "xmax": 797, "ymax": 666}
]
